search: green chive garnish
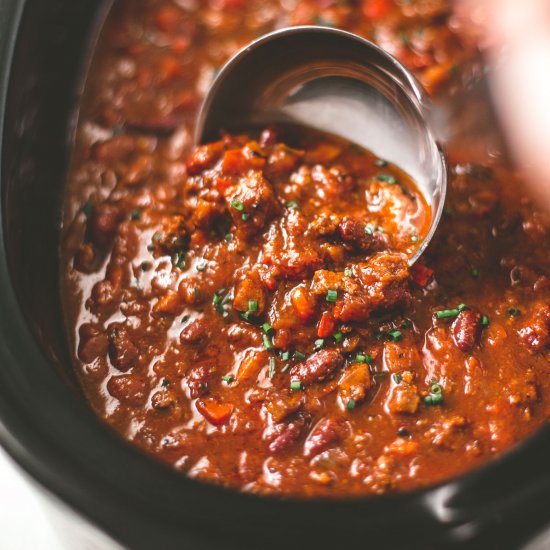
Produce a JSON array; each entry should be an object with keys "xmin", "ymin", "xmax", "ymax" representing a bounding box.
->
[
  {"xmin": 376, "ymin": 174, "xmax": 397, "ymax": 184},
  {"xmin": 294, "ymin": 351, "xmax": 306, "ymax": 361},
  {"xmin": 286, "ymin": 200, "xmax": 300, "ymax": 210},
  {"xmin": 346, "ymin": 399, "xmax": 356, "ymax": 410},
  {"xmin": 231, "ymin": 199, "xmax": 244, "ymax": 211},
  {"xmin": 326, "ymin": 289, "xmax": 337, "ymax": 303},
  {"xmin": 333, "ymin": 331, "xmax": 343, "ymax": 343},
  {"xmin": 248, "ymin": 299, "xmax": 258, "ymax": 312},
  {"xmin": 130, "ymin": 208, "xmax": 142, "ymax": 220},
  {"xmin": 290, "ymin": 380, "xmax": 302, "ymax": 391},
  {"xmin": 314, "ymin": 339, "xmax": 324, "ymax": 350},
  {"xmin": 364, "ymin": 223, "xmax": 375, "ymax": 235},
  {"xmin": 435, "ymin": 309, "xmax": 459, "ymax": 319},
  {"xmin": 387, "ymin": 330, "xmax": 402, "ymax": 341}
]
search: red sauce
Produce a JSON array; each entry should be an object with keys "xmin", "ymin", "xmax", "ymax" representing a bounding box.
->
[{"xmin": 61, "ymin": 0, "xmax": 550, "ymax": 497}]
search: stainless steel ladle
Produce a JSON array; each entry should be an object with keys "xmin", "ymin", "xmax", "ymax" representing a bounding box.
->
[{"xmin": 195, "ymin": 26, "xmax": 447, "ymax": 264}]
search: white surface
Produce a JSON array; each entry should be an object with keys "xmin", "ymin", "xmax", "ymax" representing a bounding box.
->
[{"xmin": 0, "ymin": 447, "xmax": 62, "ymax": 549}]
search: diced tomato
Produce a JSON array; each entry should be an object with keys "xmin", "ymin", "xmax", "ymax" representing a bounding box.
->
[
  {"xmin": 317, "ymin": 311, "xmax": 335, "ymax": 338},
  {"xmin": 196, "ymin": 398, "xmax": 234, "ymax": 426},
  {"xmin": 159, "ymin": 56, "xmax": 185, "ymax": 82},
  {"xmin": 216, "ymin": 177, "xmax": 233, "ymax": 193},
  {"xmin": 410, "ymin": 263, "xmax": 434, "ymax": 287},
  {"xmin": 155, "ymin": 6, "xmax": 182, "ymax": 33},
  {"xmin": 222, "ymin": 149, "xmax": 248, "ymax": 174},
  {"xmin": 362, "ymin": 0, "xmax": 391, "ymax": 20},
  {"xmin": 290, "ymin": 286, "xmax": 315, "ymax": 322}
]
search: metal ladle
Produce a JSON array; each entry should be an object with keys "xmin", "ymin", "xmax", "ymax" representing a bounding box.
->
[{"xmin": 195, "ymin": 26, "xmax": 447, "ymax": 264}]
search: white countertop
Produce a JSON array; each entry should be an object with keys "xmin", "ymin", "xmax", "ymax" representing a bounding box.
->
[{"xmin": 0, "ymin": 447, "xmax": 62, "ymax": 549}]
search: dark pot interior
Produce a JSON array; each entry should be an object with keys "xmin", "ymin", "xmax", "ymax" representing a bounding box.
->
[{"xmin": 2, "ymin": 1, "xmax": 550, "ymax": 548}]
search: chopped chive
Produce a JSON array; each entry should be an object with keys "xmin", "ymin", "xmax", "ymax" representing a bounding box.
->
[
  {"xmin": 377, "ymin": 226, "xmax": 384, "ymax": 233},
  {"xmin": 471, "ymin": 268, "xmax": 479, "ymax": 278},
  {"xmin": 424, "ymin": 392, "xmax": 443, "ymax": 406},
  {"xmin": 387, "ymin": 330, "xmax": 402, "ymax": 342},
  {"xmin": 222, "ymin": 374, "xmax": 234, "ymax": 383},
  {"xmin": 314, "ymin": 338, "xmax": 325, "ymax": 350},
  {"xmin": 376, "ymin": 174, "xmax": 397, "ymax": 184},
  {"xmin": 458, "ymin": 303, "xmax": 468, "ymax": 312},
  {"xmin": 375, "ymin": 159, "xmax": 388, "ymax": 168},
  {"xmin": 364, "ymin": 223, "xmax": 375, "ymax": 235},
  {"xmin": 333, "ymin": 331, "xmax": 343, "ymax": 344},
  {"xmin": 280, "ymin": 351, "xmax": 290, "ymax": 361},
  {"xmin": 508, "ymin": 307, "xmax": 521, "ymax": 317},
  {"xmin": 173, "ymin": 251, "xmax": 186, "ymax": 269},
  {"xmin": 241, "ymin": 213, "xmax": 250, "ymax": 221},
  {"xmin": 431, "ymin": 382, "xmax": 442, "ymax": 394},
  {"xmin": 392, "ymin": 373, "xmax": 402, "ymax": 384},
  {"xmin": 231, "ymin": 199, "xmax": 244, "ymax": 211},
  {"xmin": 354, "ymin": 353, "xmax": 373, "ymax": 364},
  {"xmin": 281, "ymin": 364, "xmax": 290, "ymax": 373},
  {"xmin": 248, "ymin": 299, "xmax": 258, "ymax": 312},
  {"xmin": 290, "ymin": 380, "xmax": 302, "ymax": 391},
  {"xmin": 130, "ymin": 208, "xmax": 142, "ymax": 220},
  {"xmin": 401, "ymin": 320, "xmax": 411, "ymax": 329},
  {"xmin": 212, "ymin": 293, "xmax": 222, "ymax": 306},
  {"xmin": 294, "ymin": 351, "xmax": 306, "ymax": 361},
  {"xmin": 344, "ymin": 268, "xmax": 352, "ymax": 277},
  {"xmin": 346, "ymin": 399, "xmax": 356, "ymax": 410},
  {"xmin": 263, "ymin": 333, "xmax": 274, "ymax": 351},
  {"xmin": 196, "ymin": 259, "xmax": 207, "ymax": 272},
  {"xmin": 240, "ymin": 312, "xmax": 252, "ymax": 322},
  {"xmin": 224, "ymin": 233, "xmax": 233, "ymax": 241},
  {"xmin": 286, "ymin": 200, "xmax": 300, "ymax": 210},
  {"xmin": 411, "ymin": 235, "xmax": 419, "ymax": 243},
  {"xmin": 262, "ymin": 322, "xmax": 273, "ymax": 334},
  {"xmin": 326, "ymin": 289, "xmax": 338, "ymax": 303},
  {"xmin": 481, "ymin": 315, "xmax": 490, "ymax": 327},
  {"xmin": 181, "ymin": 315, "xmax": 190, "ymax": 325},
  {"xmin": 435, "ymin": 309, "xmax": 459, "ymax": 319},
  {"xmin": 268, "ymin": 357, "xmax": 276, "ymax": 379}
]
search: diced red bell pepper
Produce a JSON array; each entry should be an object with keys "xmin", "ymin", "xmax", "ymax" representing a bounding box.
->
[
  {"xmin": 411, "ymin": 263, "xmax": 434, "ymax": 288},
  {"xmin": 317, "ymin": 311, "xmax": 335, "ymax": 338}
]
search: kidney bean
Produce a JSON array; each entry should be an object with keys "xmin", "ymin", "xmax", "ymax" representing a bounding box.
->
[
  {"xmin": 108, "ymin": 326, "xmax": 139, "ymax": 371},
  {"xmin": 452, "ymin": 310, "xmax": 482, "ymax": 352},
  {"xmin": 303, "ymin": 418, "xmax": 343, "ymax": 458},
  {"xmin": 267, "ymin": 414, "xmax": 308, "ymax": 454},
  {"xmin": 290, "ymin": 349, "xmax": 344, "ymax": 385}
]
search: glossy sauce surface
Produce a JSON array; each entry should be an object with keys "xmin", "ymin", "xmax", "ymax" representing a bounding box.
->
[{"xmin": 62, "ymin": 0, "xmax": 550, "ymax": 497}]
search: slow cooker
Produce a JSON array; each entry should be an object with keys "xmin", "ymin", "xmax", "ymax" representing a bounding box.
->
[{"xmin": 2, "ymin": 1, "xmax": 550, "ymax": 548}]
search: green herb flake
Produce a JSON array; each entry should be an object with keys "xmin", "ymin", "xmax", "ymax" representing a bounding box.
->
[
  {"xmin": 401, "ymin": 320, "xmax": 411, "ymax": 329},
  {"xmin": 387, "ymin": 330, "xmax": 402, "ymax": 342},
  {"xmin": 471, "ymin": 268, "xmax": 479, "ymax": 279},
  {"xmin": 326, "ymin": 289, "xmax": 338, "ymax": 303},
  {"xmin": 222, "ymin": 374, "xmax": 234, "ymax": 384},
  {"xmin": 294, "ymin": 351, "xmax": 306, "ymax": 361},
  {"xmin": 231, "ymin": 199, "xmax": 244, "ymax": 211},
  {"xmin": 280, "ymin": 351, "xmax": 290, "ymax": 361},
  {"xmin": 224, "ymin": 233, "xmax": 233, "ymax": 242},
  {"xmin": 268, "ymin": 357, "xmax": 276, "ymax": 379},
  {"xmin": 481, "ymin": 314, "xmax": 490, "ymax": 327},
  {"xmin": 344, "ymin": 268, "xmax": 353, "ymax": 277},
  {"xmin": 240, "ymin": 312, "xmax": 252, "ymax": 322},
  {"xmin": 393, "ymin": 373, "xmax": 402, "ymax": 384},
  {"xmin": 411, "ymin": 235, "xmax": 419, "ymax": 243},
  {"xmin": 281, "ymin": 364, "xmax": 290, "ymax": 373},
  {"xmin": 173, "ymin": 251, "xmax": 186, "ymax": 270},
  {"xmin": 458, "ymin": 303, "xmax": 468, "ymax": 312},
  {"xmin": 130, "ymin": 208, "xmax": 142, "ymax": 220},
  {"xmin": 248, "ymin": 299, "xmax": 258, "ymax": 312},
  {"xmin": 508, "ymin": 307, "xmax": 521, "ymax": 317},
  {"xmin": 376, "ymin": 174, "xmax": 397, "ymax": 184},
  {"xmin": 346, "ymin": 399, "xmax": 356, "ymax": 410},
  {"xmin": 333, "ymin": 331, "xmax": 344, "ymax": 344},
  {"xmin": 314, "ymin": 338, "xmax": 325, "ymax": 350},
  {"xmin": 290, "ymin": 380, "xmax": 302, "ymax": 391},
  {"xmin": 262, "ymin": 322, "xmax": 273, "ymax": 334},
  {"xmin": 375, "ymin": 159, "xmax": 388, "ymax": 168},
  {"xmin": 241, "ymin": 212, "xmax": 250, "ymax": 221},
  {"xmin": 286, "ymin": 200, "xmax": 300, "ymax": 210},
  {"xmin": 424, "ymin": 382, "xmax": 443, "ymax": 406},
  {"xmin": 364, "ymin": 223, "xmax": 375, "ymax": 235},
  {"xmin": 263, "ymin": 333, "xmax": 274, "ymax": 351},
  {"xmin": 435, "ymin": 309, "xmax": 459, "ymax": 319}
]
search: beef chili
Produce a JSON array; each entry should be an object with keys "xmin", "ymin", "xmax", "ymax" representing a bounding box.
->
[{"xmin": 61, "ymin": 0, "xmax": 550, "ymax": 497}]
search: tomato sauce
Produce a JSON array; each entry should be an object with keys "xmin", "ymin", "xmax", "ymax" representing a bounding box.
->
[{"xmin": 61, "ymin": 0, "xmax": 550, "ymax": 497}]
